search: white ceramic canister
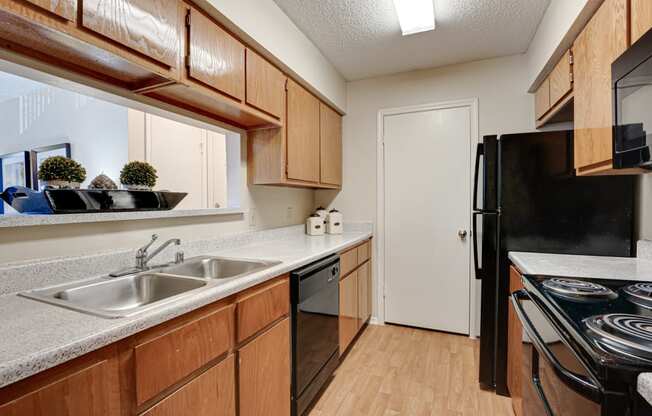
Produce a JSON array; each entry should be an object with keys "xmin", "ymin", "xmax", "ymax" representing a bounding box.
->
[
  {"xmin": 315, "ymin": 206, "xmax": 328, "ymax": 225},
  {"xmin": 306, "ymin": 214, "xmax": 325, "ymax": 236},
  {"xmin": 326, "ymin": 209, "xmax": 343, "ymax": 234}
]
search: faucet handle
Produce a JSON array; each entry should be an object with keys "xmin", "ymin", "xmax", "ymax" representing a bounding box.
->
[
  {"xmin": 137, "ymin": 234, "xmax": 159, "ymax": 256},
  {"xmin": 175, "ymin": 251, "xmax": 185, "ymax": 264}
]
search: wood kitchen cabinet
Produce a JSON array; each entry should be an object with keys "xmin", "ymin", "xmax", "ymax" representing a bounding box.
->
[
  {"xmin": 141, "ymin": 355, "xmax": 236, "ymax": 416},
  {"xmin": 507, "ymin": 265, "xmax": 524, "ymax": 416},
  {"xmin": 287, "ymin": 78, "xmax": 320, "ymax": 183},
  {"xmin": 534, "ymin": 78, "xmax": 550, "ymax": 121},
  {"xmin": 25, "ymin": 0, "xmax": 76, "ymax": 21},
  {"xmin": 0, "ymin": 346, "xmax": 121, "ymax": 416},
  {"xmin": 187, "ymin": 7, "xmax": 244, "ymax": 100},
  {"xmin": 339, "ymin": 269, "xmax": 359, "ymax": 355},
  {"xmin": 246, "ymin": 48, "xmax": 286, "ymax": 119},
  {"xmin": 632, "ymin": 0, "xmax": 652, "ymax": 44},
  {"xmin": 357, "ymin": 261, "xmax": 371, "ymax": 326},
  {"xmin": 82, "ymin": 0, "xmax": 181, "ymax": 69},
  {"xmin": 573, "ymin": 0, "xmax": 628, "ymax": 175},
  {"xmin": 549, "ymin": 50, "xmax": 573, "ymax": 108},
  {"xmin": 238, "ymin": 318, "xmax": 291, "ymax": 416},
  {"xmin": 533, "ymin": 49, "xmax": 573, "ymax": 127},
  {"xmin": 320, "ymin": 102, "xmax": 343, "ymax": 186},
  {"xmin": 248, "ymin": 80, "xmax": 343, "ymax": 189}
]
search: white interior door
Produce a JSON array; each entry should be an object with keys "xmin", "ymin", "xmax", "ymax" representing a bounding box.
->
[
  {"xmin": 146, "ymin": 114, "xmax": 207, "ymax": 210},
  {"xmin": 384, "ymin": 105, "xmax": 472, "ymax": 334}
]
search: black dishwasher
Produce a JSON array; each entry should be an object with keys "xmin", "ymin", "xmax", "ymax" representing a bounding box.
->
[{"xmin": 291, "ymin": 254, "xmax": 340, "ymax": 416}]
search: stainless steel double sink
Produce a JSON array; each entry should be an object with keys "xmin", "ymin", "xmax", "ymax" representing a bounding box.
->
[{"xmin": 19, "ymin": 256, "xmax": 280, "ymax": 318}]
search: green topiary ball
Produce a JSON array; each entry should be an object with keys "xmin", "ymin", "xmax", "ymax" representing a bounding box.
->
[
  {"xmin": 120, "ymin": 161, "xmax": 158, "ymax": 188},
  {"xmin": 38, "ymin": 156, "xmax": 87, "ymax": 183}
]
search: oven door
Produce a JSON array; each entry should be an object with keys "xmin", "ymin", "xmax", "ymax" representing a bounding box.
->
[{"xmin": 512, "ymin": 291, "xmax": 603, "ymax": 416}]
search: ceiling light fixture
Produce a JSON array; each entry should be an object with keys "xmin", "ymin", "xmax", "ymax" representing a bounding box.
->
[{"xmin": 392, "ymin": 0, "xmax": 435, "ymax": 36}]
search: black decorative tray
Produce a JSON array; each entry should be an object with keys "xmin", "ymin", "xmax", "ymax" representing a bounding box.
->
[{"xmin": 1, "ymin": 186, "xmax": 187, "ymax": 214}]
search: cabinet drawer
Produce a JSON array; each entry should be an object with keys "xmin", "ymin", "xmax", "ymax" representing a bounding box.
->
[
  {"xmin": 141, "ymin": 355, "xmax": 236, "ymax": 416},
  {"xmin": 134, "ymin": 304, "xmax": 234, "ymax": 405},
  {"xmin": 245, "ymin": 49, "xmax": 285, "ymax": 118},
  {"xmin": 188, "ymin": 7, "xmax": 245, "ymax": 101},
  {"xmin": 26, "ymin": 0, "xmax": 77, "ymax": 21},
  {"xmin": 357, "ymin": 241, "xmax": 370, "ymax": 265},
  {"xmin": 236, "ymin": 276, "xmax": 289, "ymax": 343},
  {"xmin": 340, "ymin": 247, "xmax": 358, "ymax": 277},
  {"xmin": 81, "ymin": 0, "xmax": 181, "ymax": 68}
]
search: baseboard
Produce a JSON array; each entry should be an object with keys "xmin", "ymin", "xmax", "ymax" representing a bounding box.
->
[{"xmin": 369, "ymin": 316, "xmax": 383, "ymax": 326}]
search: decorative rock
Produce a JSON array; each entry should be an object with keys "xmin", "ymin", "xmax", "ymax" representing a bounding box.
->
[{"xmin": 89, "ymin": 174, "xmax": 118, "ymax": 190}]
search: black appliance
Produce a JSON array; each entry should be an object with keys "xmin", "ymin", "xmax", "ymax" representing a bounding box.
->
[
  {"xmin": 473, "ymin": 131, "xmax": 635, "ymax": 395},
  {"xmin": 512, "ymin": 275, "xmax": 652, "ymax": 415},
  {"xmin": 613, "ymin": 26, "xmax": 652, "ymax": 170},
  {"xmin": 290, "ymin": 255, "xmax": 340, "ymax": 416}
]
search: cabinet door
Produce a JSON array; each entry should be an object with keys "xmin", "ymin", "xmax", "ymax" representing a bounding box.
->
[
  {"xmin": 549, "ymin": 50, "xmax": 572, "ymax": 107},
  {"xmin": 357, "ymin": 262, "xmax": 370, "ymax": 326},
  {"xmin": 339, "ymin": 270, "xmax": 358, "ymax": 355},
  {"xmin": 26, "ymin": 0, "xmax": 76, "ymax": 21},
  {"xmin": 287, "ymin": 79, "xmax": 320, "ymax": 183},
  {"xmin": 573, "ymin": 0, "xmax": 628, "ymax": 175},
  {"xmin": 238, "ymin": 318, "xmax": 290, "ymax": 416},
  {"xmin": 188, "ymin": 8, "xmax": 245, "ymax": 101},
  {"xmin": 141, "ymin": 356, "xmax": 236, "ymax": 416},
  {"xmin": 632, "ymin": 0, "xmax": 652, "ymax": 44},
  {"xmin": 82, "ymin": 0, "xmax": 180, "ymax": 68},
  {"xmin": 507, "ymin": 266, "xmax": 524, "ymax": 416},
  {"xmin": 319, "ymin": 103, "xmax": 342, "ymax": 186},
  {"xmin": 534, "ymin": 78, "xmax": 550, "ymax": 120},
  {"xmin": 0, "ymin": 349, "xmax": 120, "ymax": 416},
  {"xmin": 245, "ymin": 49, "xmax": 286, "ymax": 118}
]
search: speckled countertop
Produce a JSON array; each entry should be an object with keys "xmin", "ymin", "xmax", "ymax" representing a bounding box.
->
[
  {"xmin": 0, "ymin": 224, "xmax": 372, "ymax": 388},
  {"xmin": 509, "ymin": 244, "xmax": 652, "ymax": 406}
]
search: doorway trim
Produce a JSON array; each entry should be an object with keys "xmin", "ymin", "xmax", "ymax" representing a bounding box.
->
[{"xmin": 375, "ymin": 98, "xmax": 479, "ymax": 337}]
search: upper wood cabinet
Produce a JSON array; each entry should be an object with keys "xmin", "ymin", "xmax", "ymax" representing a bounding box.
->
[
  {"xmin": 246, "ymin": 49, "xmax": 286, "ymax": 119},
  {"xmin": 573, "ymin": 0, "xmax": 628, "ymax": 175},
  {"xmin": 187, "ymin": 7, "xmax": 245, "ymax": 100},
  {"xmin": 238, "ymin": 318, "xmax": 291, "ymax": 416},
  {"xmin": 26, "ymin": 0, "xmax": 76, "ymax": 21},
  {"xmin": 632, "ymin": 0, "xmax": 652, "ymax": 44},
  {"xmin": 320, "ymin": 103, "xmax": 343, "ymax": 186},
  {"xmin": 549, "ymin": 49, "xmax": 573, "ymax": 108},
  {"xmin": 287, "ymin": 79, "xmax": 320, "ymax": 183},
  {"xmin": 82, "ymin": 0, "xmax": 181, "ymax": 68},
  {"xmin": 534, "ymin": 78, "xmax": 550, "ymax": 121}
]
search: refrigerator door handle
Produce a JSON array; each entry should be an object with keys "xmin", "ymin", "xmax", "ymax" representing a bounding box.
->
[
  {"xmin": 473, "ymin": 212, "xmax": 482, "ymax": 279},
  {"xmin": 473, "ymin": 143, "xmax": 484, "ymax": 212}
]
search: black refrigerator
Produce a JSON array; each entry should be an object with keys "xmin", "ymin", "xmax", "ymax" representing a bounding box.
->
[{"xmin": 473, "ymin": 130, "xmax": 635, "ymax": 395}]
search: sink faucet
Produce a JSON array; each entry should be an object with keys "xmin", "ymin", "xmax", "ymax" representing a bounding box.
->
[{"xmin": 110, "ymin": 234, "xmax": 183, "ymax": 277}]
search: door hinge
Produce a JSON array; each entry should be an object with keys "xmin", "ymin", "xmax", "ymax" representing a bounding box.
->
[
  {"xmin": 185, "ymin": 10, "xmax": 191, "ymax": 26},
  {"xmin": 568, "ymin": 50, "xmax": 574, "ymax": 66},
  {"xmin": 285, "ymin": 79, "xmax": 289, "ymax": 92},
  {"xmin": 570, "ymin": 71, "xmax": 574, "ymax": 84}
]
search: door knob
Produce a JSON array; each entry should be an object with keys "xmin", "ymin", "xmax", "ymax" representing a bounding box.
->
[{"xmin": 458, "ymin": 230, "xmax": 468, "ymax": 240}]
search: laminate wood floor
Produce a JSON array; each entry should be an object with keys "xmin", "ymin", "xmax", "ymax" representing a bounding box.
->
[{"xmin": 308, "ymin": 324, "xmax": 514, "ymax": 416}]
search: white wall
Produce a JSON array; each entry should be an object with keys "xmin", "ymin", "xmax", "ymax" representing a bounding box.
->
[
  {"xmin": 315, "ymin": 54, "xmax": 535, "ymax": 332},
  {"xmin": 202, "ymin": 0, "xmax": 346, "ymax": 112}
]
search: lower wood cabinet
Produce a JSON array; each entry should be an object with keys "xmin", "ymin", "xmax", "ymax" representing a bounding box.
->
[
  {"xmin": 0, "ymin": 346, "xmax": 121, "ymax": 416},
  {"xmin": 238, "ymin": 318, "xmax": 291, "ymax": 416},
  {"xmin": 339, "ymin": 269, "xmax": 359, "ymax": 355},
  {"xmin": 339, "ymin": 239, "xmax": 373, "ymax": 355},
  {"xmin": 141, "ymin": 355, "xmax": 236, "ymax": 416},
  {"xmin": 0, "ymin": 275, "xmax": 290, "ymax": 416},
  {"xmin": 507, "ymin": 265, "xmax": 524, "ymax": 416}
]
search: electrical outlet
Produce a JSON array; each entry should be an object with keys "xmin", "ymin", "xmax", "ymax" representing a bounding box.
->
[
  {"xmin": 249, "ymin": 208, "xmax": 256, "ymax": 227},
  {"xmin": 286, "ymin": 206, "xmax": 294, "ymax": 223}
]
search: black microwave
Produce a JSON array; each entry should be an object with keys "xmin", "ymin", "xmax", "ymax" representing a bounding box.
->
[{"xmin": 612, "ymin": 28, "xmax": 652, "ymax": 169}]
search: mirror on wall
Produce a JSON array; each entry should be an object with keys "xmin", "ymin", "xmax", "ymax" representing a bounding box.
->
[{"xmin": 0, "ymin": 66, "xmax": 239, "ymax": 217}]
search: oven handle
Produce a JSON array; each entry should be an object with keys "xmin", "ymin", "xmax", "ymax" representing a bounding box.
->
[{"xmin": 511, "ymin": 291, "xmax": 602, "ymax": 403}]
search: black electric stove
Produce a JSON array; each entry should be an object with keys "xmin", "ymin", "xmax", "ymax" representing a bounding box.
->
[{"xmin": 513, "ymin": 275, "xmax": 652, "ymax": 416}]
